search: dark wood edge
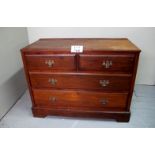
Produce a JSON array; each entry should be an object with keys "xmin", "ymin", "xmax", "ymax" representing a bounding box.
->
[
  {"xmin": 21, "ymin": 51, "xmax": 35, "ymax": 106},
  {"xmin": 126, "ymin": 52, "xmax": 140, "ymax": 111},
  {"xmin": 29, "ymin": 71, "xmax": 132, "ymax": 77},
  {"xmin": 79, "ymin": 54, "xmax": 136, "ymax": 57},
  {"xmin": 76, "ymin": 54, "xmax": 80, "ymax": 71},
  {"xmin": 25, "ymin": 54, "xmax": 76, "ymax": 56},
  {"xmin": 21, "ymin": 49, "xmax": 141, "ymax": 54},
  {"xmin": 32, "ymin": 107, "xmax": 131, "ymax": 122}
]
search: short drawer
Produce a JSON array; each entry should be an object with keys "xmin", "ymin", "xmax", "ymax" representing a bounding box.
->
[
  {"xmin": 25, "ymin": 54, "xmax": 76, "ymax": 71},
  {"xmin": 30, "ymin": 73, "xmax": 132, "ymax": 91},
  {"xmin": 79, "ymin": 54, "xmax": 135, "ymax": 73},
  {"xmin": 33, "ymin": 89, "xmax": 128, "ymax": 110}
]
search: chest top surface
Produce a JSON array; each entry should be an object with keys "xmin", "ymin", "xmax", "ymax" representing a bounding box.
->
[{"xmin": 21, "ymin": 38, "xmax": 141, "ymax": 54}]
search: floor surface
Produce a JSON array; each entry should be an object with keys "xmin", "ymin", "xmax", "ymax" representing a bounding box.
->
[{"xmin": 0, "ymin": 85, "xmax": 155, "ymax": 128}]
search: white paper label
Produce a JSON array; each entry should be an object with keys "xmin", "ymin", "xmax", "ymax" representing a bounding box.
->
[{"xmin": 71, "ymin": 45, "xmax": 83, "ymax": 53}]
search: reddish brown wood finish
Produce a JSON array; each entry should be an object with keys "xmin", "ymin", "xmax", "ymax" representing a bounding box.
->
[
  {"xmin": 33, "ymin": 89, "xmax": 128, "ymax": 110},
  {"xmin": 21, "ymin": 38, "xmax": 141, "ymax": 122},
  {"xmin": 32, "ymin": 107, "xmax": 131, "ymax": 122},
  {"xmin": 21, "ymin": 52, "xmax": 36, "ymax": 106},
  {"xmin": 25, "ymin": 54, "xmax": 76, "ymax": 71},
  {"xmin": 30, "ymin": 73, "xmax": 132, "ymax": 91},
  {"xmin": 22, "ymin": 38, "xmax": 140, "ymax": 53},
  {"xmin": 79, "ymin": 54, "xmax": 135, "ymax": 73}
]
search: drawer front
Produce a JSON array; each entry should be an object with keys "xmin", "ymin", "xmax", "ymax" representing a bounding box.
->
[
  {"xmin": 33, "ymin": 89, "xmax": 128, "ymax": 110},
  {"xmin": 79, "ymin": 54, "xmax": 135, "ymax": 73},
  {"xmin": 25, "ymin": 54, "xmax": 76, "ymax": 71},
  {"xmin": 30, "ymin": 73, "xmax": 131, "ymax": 91},
  {"xmin": 33, "ymin": 89, "xmax": 68, "ymax": 109}
]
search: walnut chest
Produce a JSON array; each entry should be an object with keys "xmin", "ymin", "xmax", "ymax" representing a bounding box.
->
[{"xmin": 21, "ymin": 38, "xmax": 141, "ymax": 122}]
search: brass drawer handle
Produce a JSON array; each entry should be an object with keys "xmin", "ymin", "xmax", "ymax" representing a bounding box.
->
[
  {"xmin": 100, "ymin": 99, "xmax": 108, "ymax": 105},
  {"xmin": 45, "ymin": 60, "xmax": 55, "ymax": 67},
  {"xmin": 99, "ymin": 80, "xmax": 109, "ymax": 87},
  {"xmin": 48, "ymin": 78, "xmax": 57, "ymax": 86},
  {"xmin": 49, "ymin": 97, "xmax": 56, "ymax": 102},
  {"xmin": 102, "ymin": 60, "xmax": 112, "ymax": 68}
]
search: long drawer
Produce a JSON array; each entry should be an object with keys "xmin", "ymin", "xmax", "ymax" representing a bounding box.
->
[
  {"xmin": 25, "ymin": 54, "xmax": 76, "ymax": 71},
  {"xmin": 79, "ymin": 54, "xmax": 135, "ymax": 73},
  {"xmin": 30, "ymin": 73, "xmax": 132, "ymax": 91},
  {"xmin": 33, "ymin": 89, "xmax": 128, "ymax": 111}
]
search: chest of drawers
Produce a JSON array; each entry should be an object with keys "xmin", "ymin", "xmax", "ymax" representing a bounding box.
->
[{"xmin": 21, "ymin": 38, "xmax": 141, "ymax": 122}]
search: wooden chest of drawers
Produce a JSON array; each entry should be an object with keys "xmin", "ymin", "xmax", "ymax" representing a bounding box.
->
[{"xmin": 21, "ymin": 38, "xmax": 141, "ymax": 122}]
